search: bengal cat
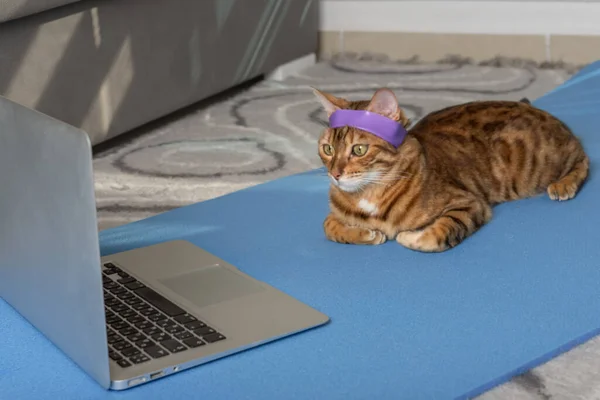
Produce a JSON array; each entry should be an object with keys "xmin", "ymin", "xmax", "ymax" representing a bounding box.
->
[{"xmin": 313, "ymin": 88, "xmax": 589, "ymax": 252}]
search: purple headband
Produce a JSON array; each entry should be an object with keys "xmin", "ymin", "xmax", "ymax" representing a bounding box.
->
[{"xmin": 329, "ymin": 109, "xmax": 408, "ymax": 147}]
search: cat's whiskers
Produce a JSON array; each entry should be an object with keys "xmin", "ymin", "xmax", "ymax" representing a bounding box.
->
[
  {"xmin": 384, "ymin": 169, "xmax": 414, "ymax": 179},
  {"xmin": 364, "ymin": 174, "xmax": 410, "ymax": 181},
  {"xmin": 358, "ymin": 170, "xmax": 414, "ymax": 187},
  {"xmin": 321, "ymin": 169, "xmax": 413, "ymax": 190}
]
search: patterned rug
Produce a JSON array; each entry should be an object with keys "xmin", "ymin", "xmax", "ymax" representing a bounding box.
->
[{"xmin": 93, "ymin": 57, "xmax": 600, "ymax": 399}]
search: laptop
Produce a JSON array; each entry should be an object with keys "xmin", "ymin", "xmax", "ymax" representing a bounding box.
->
[{"xmin": 0, "ymin": 95, "xmax": 330, "ymax": 390}]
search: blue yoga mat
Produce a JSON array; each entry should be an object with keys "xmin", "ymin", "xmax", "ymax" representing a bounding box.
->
[{"xmin": 2, "ymin": 62, "xmax": 600, "ymax": 399}]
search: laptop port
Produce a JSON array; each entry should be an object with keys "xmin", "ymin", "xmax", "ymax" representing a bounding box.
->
[
  {"xmin": 128, "ymin": 377, "xmax": 147, "ymax": 387},
  {"xmin": 150, "ymin": 371, "xmax": 164, "ymax": 380}
]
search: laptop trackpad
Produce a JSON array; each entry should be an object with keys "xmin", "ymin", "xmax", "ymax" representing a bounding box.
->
[{"xmin": 158, "ymin": 264, "xmax": 265, "ymax": 308}]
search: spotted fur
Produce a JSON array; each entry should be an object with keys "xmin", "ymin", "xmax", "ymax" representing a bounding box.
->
[{"xmin": 313, "ymin": 88, "xmax": 589, "ymax": 252}]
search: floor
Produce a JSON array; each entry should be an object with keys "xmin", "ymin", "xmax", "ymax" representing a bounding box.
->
[{"xmin": 93, "ymin": 57, "xmax": 600, "ymax": 399}]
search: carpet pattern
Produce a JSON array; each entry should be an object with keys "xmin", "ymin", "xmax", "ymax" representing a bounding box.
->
[{"xmin": 92, "ymin": 58, "xmax": 600, "ymax": 399}]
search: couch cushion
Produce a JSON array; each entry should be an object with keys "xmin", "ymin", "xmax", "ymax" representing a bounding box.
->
[{"xmin": 0, "ymin": 0, "xmax": 82, "ymax": 23}]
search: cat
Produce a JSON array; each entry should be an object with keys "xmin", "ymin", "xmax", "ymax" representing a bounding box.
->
[{"xmin": 313, "ymin": 87, "xmax": 589, "ymax": 252}]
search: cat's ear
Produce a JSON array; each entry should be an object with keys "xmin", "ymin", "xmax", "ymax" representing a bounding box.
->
[
  {"xmin": 367, "ymin": 88, "xmax": 401, "ymax": 120},
  {"xmin": 312, "ymin": 88, "xmax": 349, "ymax": 117}
]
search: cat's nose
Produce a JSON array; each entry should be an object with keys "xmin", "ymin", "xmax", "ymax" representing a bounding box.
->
[{"xmin": 332, "ymin": 172, "xmax": 342, "ymax": 180}]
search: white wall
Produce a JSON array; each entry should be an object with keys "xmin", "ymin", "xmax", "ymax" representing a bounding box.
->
[{"xmin": 320, "ymin": 1, "xmax": 600, "ymax": 35}]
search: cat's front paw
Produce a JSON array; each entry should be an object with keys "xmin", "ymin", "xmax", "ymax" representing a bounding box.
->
[
  {"xmin": 323, "ymin": 213, "xmax": 386, "ymax": 245},
  {"xmin": 396, "ymin": 230, "xmax": 448, "ymax": 252},
  {"xmin": 326, "ymin": 229, "xmax": 386, "ymax": 245},
  {"xmin": 365, "ymin": 229, "xmax": 387, "ymax": 245}
]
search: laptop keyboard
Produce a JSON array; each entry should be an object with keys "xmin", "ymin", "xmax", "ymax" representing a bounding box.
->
[{"xmin": 102, "ymin": 262, "xmax": 226, "ymax": 368}]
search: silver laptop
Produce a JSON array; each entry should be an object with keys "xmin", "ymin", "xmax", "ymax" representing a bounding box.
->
[{"xmin": 0, "ymin": 95, "xmax": 329, "ymax": 390}]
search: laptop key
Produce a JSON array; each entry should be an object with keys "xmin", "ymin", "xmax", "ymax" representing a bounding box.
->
[
  {"xmin": 174, "ymin": 314, "xmax": 197, "ymax": 324},
  {"xmin": 129, "ymin": 353, "xmax": 150, "ymax": 364},
  {"xmin": 106, "ymin": 312, "xmax": 120, "ymax": 321},
  {"xmin": 105, "ymin": 298, "xmax": 120, "ymax": 307},
  {"xmin": 134, "ymin": 287, "xmax": 186, "ymax": 317},
  {"xmin": 117, "ymin": 271, "xmax": 130, "ymax": 279},
  {"xmin": 151, "ymin": 332, "xmax": 171, "ymax": 342},
  {"xmin": 103, "ymin": 268, "xmax": 118, "ymax": 276},
  {"xmin": 108, "ymin": 317, "xmax": 123, "ymax": 326},
  {"xmin": 119, "ymin": 327, "xmax": 137, "ymax": 337},
  {"xmin": 182, "ymin": 337, "xmax": 205, "ymax": 348},
  {"xmin": 144, "ymin": 345, "xmax": 169, "ymax": 358},
  {"xmin": 125, "ymin": 281, "xmax": 145, "ymax": 290},
  {"xmin": 109, "ymin": 350, "xmax": 123, "ymax": 360},
  {"xmin": 117, "ymin": 359, "xmax": 132, "ymax": 368},
  {"xmin": 203, "ymin": 333, "xmax": 226, "ymax": 343},
  {"xmin": 174, "ymin": 331, "xmax": 193, "ymax": 340},
  {"xmin": 112, "ymin": 304, "xmax": 128, "ymax": 313},
  {"xmin": 165, "ymin": 325, "xmax": 184, "ymax": 334},
  {"xmin": 103, "ymin": 281, "xmax": 118, "ymax": 290},
  {"xmin": 118, "ymin": 292, "xmax": 135, "ymax": 300},
  {"xmin": 184, "ymin": 321, "xmax": 206, "ymax": 330},
  {"xmin": 136, "ymin": 339, "xmax": 155, "ymax": 349},
  {"xmin": 127, "ymin": 333, "xmax": 145, "ymax": 343},
  {"xmin": 122, "ymin": 347, "xmax": 140, "ymax": 357},
  {"xmin": 118, "ymin": 277, "xmax": 135, "ymax": 285},
  {"xmin": 160, "ymin": 339, "xmax": 186, "ymax": 353},
  {"xmin": 157, "ymin": 320, "xmax": 177, "ymax": 329},
  {"xmin": 193, "ymin": 327, "xmax": 216, "ymax": 336},
  {"xmin": 113, "ymin": 341, "xmax": 132, "ymax": 351},
  {"xmin": 148, "ymin": 313, "xmax": 168, "ymax": 322},
  {"xmin": 135, "ymin": 321, "xmax": 153, "ymax": 330},
  {"xmin": 143, "ymin": 327, "xmax": 162, "ymax": 336},
  {"xmin": 132, "ymin": 303, "xmax": 149, "ymax": 311},
  {"xmin": 119, "ymin": 309, "xmax": 137, "ymax": 319},
  {"xmin": 125, "ymin": 297, "xmax": 142, "ymax": 305},
  {"xmin": 127, "ymin": 315, "xmax": 145, "ymax": 324},
  {"xmin": 111, "ymin": 321, "xmax": 129, "ymax": 331},
  {"xmin": 140, "ymin": 308, "xmax": 159, "ymax": 317},
  {"xmin": 107, "ymin": 335, "xmax": 123, "ymax": 345},
  {"xmin": 110, "ymin": 287, "xmax": 127, "ymax": 295}
]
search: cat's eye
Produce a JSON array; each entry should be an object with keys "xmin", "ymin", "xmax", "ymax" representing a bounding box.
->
[
  {"xmin": 352, "ymin": 144, "xmax": 369, "ymax": 156},
  {"xmin": 322, "ymin": 144, "xmax": 334, "ymax": 156}
]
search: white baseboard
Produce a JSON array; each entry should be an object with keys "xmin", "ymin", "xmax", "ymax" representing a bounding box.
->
[
  {"xmin": 266, "ymin": 53, "xmax": 317, "ymax": 81},
  {"xmin": 320, "ymin": 1, "xmax": 600, "ymax": 36}
]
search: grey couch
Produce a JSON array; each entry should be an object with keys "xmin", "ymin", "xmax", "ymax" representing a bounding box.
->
[{"xmin": 0, "ymin": 0, "xmax": 318, "ymax": 145}]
